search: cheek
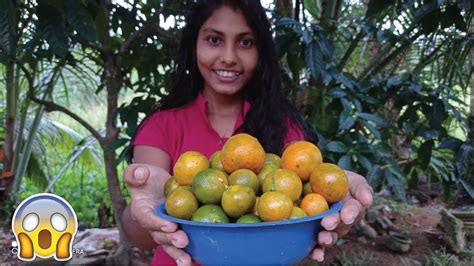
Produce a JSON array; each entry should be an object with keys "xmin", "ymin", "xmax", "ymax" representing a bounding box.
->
[{"xmin": 245, "ymin": 51, "xmax": 258, "ymax": 74}]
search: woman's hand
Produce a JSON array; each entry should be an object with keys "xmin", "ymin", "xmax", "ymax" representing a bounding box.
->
[
  {"xmin": 309, "ymin": 170, "xmax": 373, "ymax": 262},
  {"xmin": 124, "ymin": 163, "xmax": 193, "ymax": 266}
]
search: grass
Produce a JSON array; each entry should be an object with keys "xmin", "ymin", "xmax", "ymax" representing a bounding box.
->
[
  {"xmin": 424, "ymin": 248, "xmax": 459, "ymax": 266},
  {"xmin": 337, "ymin": 250, "xmax": 374, "ymax": 266}
]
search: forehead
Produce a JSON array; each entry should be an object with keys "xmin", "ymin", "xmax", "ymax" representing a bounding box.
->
[{"xmin": 199, "ymin": 6, "xmax": 254, "ymax": 35}]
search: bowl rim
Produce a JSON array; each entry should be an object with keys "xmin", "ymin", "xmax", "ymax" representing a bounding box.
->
[{"xmin": 155, "ymin": 201, "xmax": 343, "ymax": 227}]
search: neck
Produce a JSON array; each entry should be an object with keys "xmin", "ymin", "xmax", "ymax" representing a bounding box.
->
[{"xmin": 203, "ymin": 89, "xmax": 243, "ymax": 116}]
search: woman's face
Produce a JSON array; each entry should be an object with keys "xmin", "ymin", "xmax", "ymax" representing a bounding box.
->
[{"xmin": 196, "ymin": 6, "xmax": 258, "ymax": 96}]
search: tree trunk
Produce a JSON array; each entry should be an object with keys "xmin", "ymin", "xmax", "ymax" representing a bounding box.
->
[
  {"xmin": 275, "ymin": 0, "xmax": 293, "ymax": 17},
  {"xmin": 469, "ymin": 20, "xmax": 474, "ymax": 143},
  {"xmin": 2, "ymin": 59, "xmax": 16, "ymax": 196},
  {"xmin": 4, "ymin": 59, "xmax": 15, "ymax": 173},
  {"xmin": 98, "ymin": 5, "xmax": 130, "ymax": 261}
]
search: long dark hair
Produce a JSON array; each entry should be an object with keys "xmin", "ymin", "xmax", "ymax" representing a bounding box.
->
[{"xmin": 131, "ymin": 0, "xmax": 314, "ymax": 157}]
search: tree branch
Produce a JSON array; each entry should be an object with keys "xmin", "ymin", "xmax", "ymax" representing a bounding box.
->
[{"xmin": 21, "ymin": 65, "xmax": 104, "ymax": 142}]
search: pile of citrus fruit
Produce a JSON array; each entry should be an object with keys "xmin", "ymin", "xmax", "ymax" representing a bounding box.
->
[{"xmin": 165, "ymin": 133, "xmax": 349, "ymax": 223}]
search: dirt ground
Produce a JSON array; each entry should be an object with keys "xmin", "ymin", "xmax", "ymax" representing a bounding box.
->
[{"xmin": 1, "ymin": 190, "xmax": 473, "ymax": 265}]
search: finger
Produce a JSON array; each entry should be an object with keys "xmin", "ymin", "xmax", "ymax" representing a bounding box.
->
[
  {"xmin": 340, "ymin": 198, "xmax": 363, "ymax": 225},
  {"xmin": 150, "ymin": 230, "xmax": 189, "ymax": 248},
  {"xmin": 162, "ymin": 244, "xmax": 192, "ymax": 266},
  {"xmin": 124, "ymin": 164, "xmax": 150, "ymax": 186},
  {"xmin": 310, "ymin": 247, "xmax": 325, "ymax": 262},
  {"xmin": 318, "ymin": 231, "xmax": 338, "ymax": 246},
  {"xmin": 131, "ymin": 202, "xmax": 178, "ymax": 232},
  {"xmin": 345, "ymin": 171, "xmax": 373, "ymax": 207},
  {"xmin": 320, "ymin": 213, "xmax": 340, "ymax": 231}
]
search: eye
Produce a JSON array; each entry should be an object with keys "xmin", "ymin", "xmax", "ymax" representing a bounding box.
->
[
  {"xmin": 51, "ymin": 213, "xmax": 67, "ymax": 232},
  {"xmin": 207, "ymin": 36, "xmax": 221, "ymax": 45},
  {"xmin": 240, "ymin": 38, "xmax": 254, "ymax": 48},
  {"xmin": 22, "ymin": 213, "xmax": 39, "ymax": 232}
]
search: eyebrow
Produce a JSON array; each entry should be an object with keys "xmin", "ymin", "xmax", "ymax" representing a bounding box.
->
[{"xmin": 201, "ymin": 27, "xmax": 255, "ymax": 37}]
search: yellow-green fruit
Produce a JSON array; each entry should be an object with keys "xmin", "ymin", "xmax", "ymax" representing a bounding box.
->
[
  {"xmin": 228, "ymin": 169, "xmax": 259, "ymax": 194},
  {"xmin": 165, "ymin": 189, "xmax": 198, "ymax": 220},
  {"xmin": 192, "ymin": 168, "xmax": 228, "ymax": 204},
  {"xmin": 221, "ymin": 185, "xmax": 256, "ymax": 218}
]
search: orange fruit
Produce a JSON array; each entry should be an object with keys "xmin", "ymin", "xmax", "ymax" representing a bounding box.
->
[
  {"xmin": 310, "ymin": 163, "xmax": 349, "ymax": 203},
  {"xmin": 290, "ymin": 206, "xmax": 307, "ymax": 219},
  {"xmin": 262, "ymin": 169, "xmax": 303, "ymax": 202},
  {"xmin": 264, "ymin": 153, "xmax": 282, "ymax": 168},
  {"xmin": 281, "ymin": 141, "xmax": 322, "ymax": 182},
  {"xmin": 221, "ymin": 133, "xmax": 265, "ymax": 174},
  {"xmin": 300, "ymin": 193, "xmax": 328, "ymax": 216},
  {"xmin": 164, "ymin": 176, "xmax": 180, "ymax": 197},
  {"xmin": 191, "ymin": 204, "xmax": 229, "ymax": 223},
  {"xmin": 221, "ymin": 185, "xmax": 256, "ymax": 218},
  {"xmin": 192, "ymin": 168, "xmax": 228, "ymax": 204},
  {"xmin": 257, "ymin": 191, "xmax": 293, "ymax": 222},
  {"xmin": 173, "ymin": 151, "xmax": 209, "ymax": 185},
  {"xmin": 228, "ymin": 169, "xmax": 260, "ymax": 194},
  {"xmin": 165, "ymin": 189, "xmax": 198, "ymax": 220},
  {"xmin": 236, "ymin": 214, "xmax": 262, "ymax": 223},
  {"xmin": 210, "ymin": 151, "xmax": 224, "ymax": 170}
]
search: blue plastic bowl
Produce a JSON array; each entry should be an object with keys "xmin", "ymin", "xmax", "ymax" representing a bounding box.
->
[{"xmin": 155, "ymin": 201, "xmax": 343, "ymax": 265}]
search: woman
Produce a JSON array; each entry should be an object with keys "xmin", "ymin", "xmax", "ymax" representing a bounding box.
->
[{"xmin": 123, "ymin": 1, "xmax": 373, "ymax": 265}]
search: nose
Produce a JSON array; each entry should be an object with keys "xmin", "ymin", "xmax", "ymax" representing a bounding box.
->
[{"xmin": 220, "ymin": 44, "xmax": 237, "ymax": 65}]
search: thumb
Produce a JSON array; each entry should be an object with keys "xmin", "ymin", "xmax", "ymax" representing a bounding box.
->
[{"xmin": 124, "ymin": 164, "xmax": 150, "ymax": 187}]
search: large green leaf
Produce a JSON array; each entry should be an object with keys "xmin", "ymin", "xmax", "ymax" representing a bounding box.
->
[
  {"xmin": 65, "ymin": 0, "xmax": 97, "ymax": 43},
  {"xmin": 326, "ymin": 141, "xmax": 349, "ymax": 153},
  {"xmin": 37, "ymin": 0, "xmax": 69, "ymax": 58},
  {"xmin": 455, "ymin": 143, "xmax": 473, "ymax": 177},
  {"xmin": 459, "ymin": 178, "xmax": 474, "ymax": 199},
  {"xmin": 305, "ymin": 41, "xmax": 323, "ymax": 80},
  {"xmin": 303, "ymin": 0, "xmax": 321, "ymax": 19},
  {"xmin": 386, "ymin": 169, "xmax": 407, "ymax": 203},
  {"xmin": 417, "ymin": 140, "xmax": 433, "ymax": 170},
  {"xmin": 275, "ymin": 17, "xmax": 304, "ymax": 35},
  {"xmin": 367, "ymin": 165, "xmax": 382, "ymax": 188}
]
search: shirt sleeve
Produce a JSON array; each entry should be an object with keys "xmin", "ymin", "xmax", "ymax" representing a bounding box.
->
[
  {"xmin": 284, "ymin": 118, "xmax": 305, "ymax": 146},
  {"xmin": 133, "ymin": 111, "xmax": 171, "ymax": 156}
]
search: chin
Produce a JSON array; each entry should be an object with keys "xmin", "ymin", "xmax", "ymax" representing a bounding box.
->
[{"xmin": 213, "ymin": 86, "xmax": 243, "ymax": 96}]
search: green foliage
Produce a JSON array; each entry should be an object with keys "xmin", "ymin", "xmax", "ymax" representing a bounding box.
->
[
  {"xmin": 21, "ymin": 167, "xmax": 118, "ymax": 228},
  {"xmin": 338, "ymin": 250, "xmax": 374, "ymax": 266},
  {"xmin": 425, "ymin": 248, "xmax": 459, "ymax": 266}
]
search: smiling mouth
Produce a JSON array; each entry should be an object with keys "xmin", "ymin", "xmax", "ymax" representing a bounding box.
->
[{"xmin": 214, "ymin": 70, "xmax": 241, "ymax": 77}]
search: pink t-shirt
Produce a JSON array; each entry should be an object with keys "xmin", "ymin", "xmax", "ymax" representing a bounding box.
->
[{"xmin": 133, "ymin": 93, "xmax": 305, "ymax": 265}]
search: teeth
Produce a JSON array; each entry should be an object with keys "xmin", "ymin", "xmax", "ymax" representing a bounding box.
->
[{"xmin": 215, "ymin": 70, "xmax": 240, "ymax": 77}]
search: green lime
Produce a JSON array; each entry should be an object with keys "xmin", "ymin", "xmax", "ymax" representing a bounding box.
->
[
  {"xmin": 290, "ymin": 206, "xmax": 307, "ymax": 219},
  {"xmin": 165, "ymin": 189, "xmax": 198, "ymax": 220},
  {"xmin": 228, "ymin": 169, "xmax": 259, "ymax": 194},
  {"xmin": 236, "ymin": 214, "xmax": 262, "ymax": 223},
  {"xmin": 164, "ymin": 176, "xmax": 180, "ymax": 197},
  {"xmin": 221, "ymin": 185, "xmax": 256, "ymax": 218},
  {"xmin": 192, "ymin": 168, "xmax": 228, "ymax": 204},
  {"xmin": 264, "ymin": 153, "xmax": 282, "ymax": 168},
  {"xmin": 191, "ymin": 204, "xmax": 230, "ymax": 223},
  {"xmin": 210, "ymin": 151, "xmax": 224, "ymax": 170}
]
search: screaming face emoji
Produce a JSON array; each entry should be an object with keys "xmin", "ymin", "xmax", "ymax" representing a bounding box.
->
[{"xmin": 12, "ymin": 193, "xmax": 78, "ymax": 261}]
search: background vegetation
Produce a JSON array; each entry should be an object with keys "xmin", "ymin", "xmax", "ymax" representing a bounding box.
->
[{"xmin": 1, "ymin": 0, "xmax": 473, "ymax": 263}]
